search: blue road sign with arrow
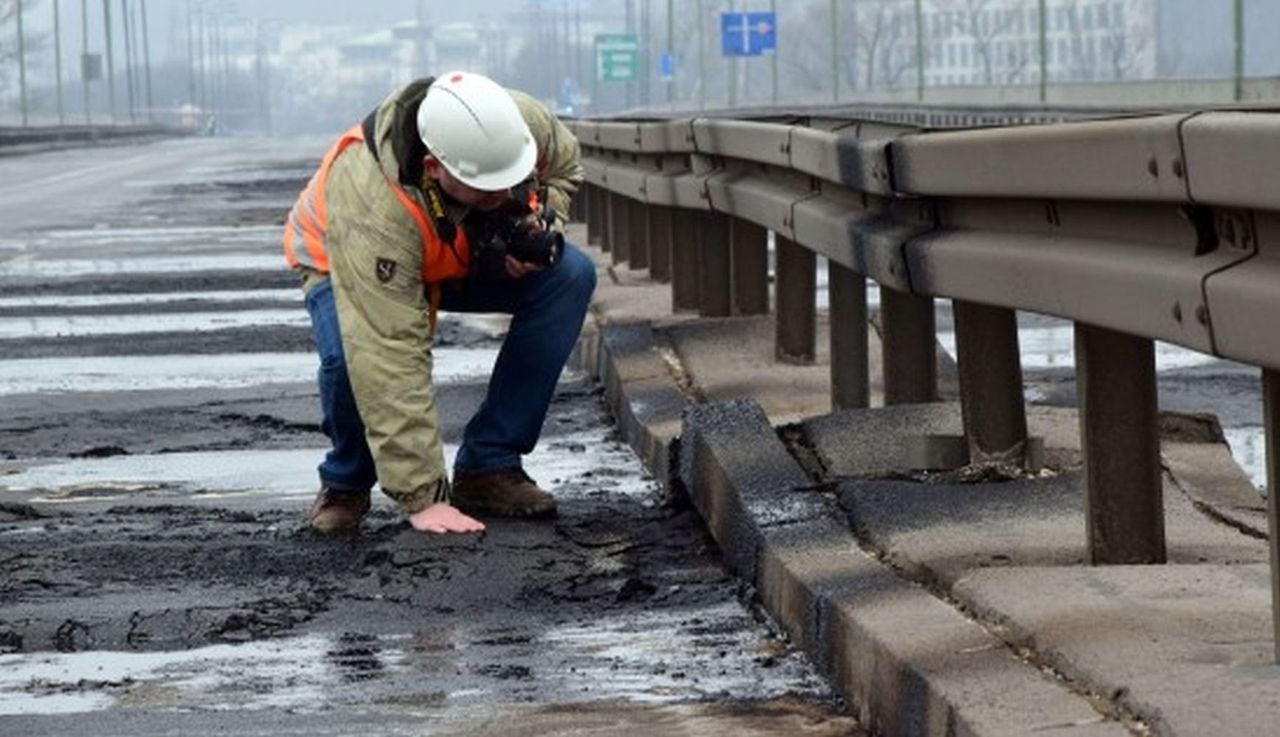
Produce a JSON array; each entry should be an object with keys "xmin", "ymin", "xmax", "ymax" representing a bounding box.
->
[{"xmin": 720, "ymin": 12, "xmax": 777, "ymax": 57}]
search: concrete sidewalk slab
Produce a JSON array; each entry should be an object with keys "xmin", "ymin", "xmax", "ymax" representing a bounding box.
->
[
  {"xmin": 671, "ymin": 316, "xmax": 842, "ymax": 423},
  {"xmin": 956, "ymin": 565, "xmax": 1280, "ymax": 737},
  {"xmin": 805, "ymin": 403, "xmax": 1085, "ymax": 477},
  {"xmin": 836, "ymin": 472, "xmax": 1267, "ymax": 587},
  {"xmin": 680, "ymin": 400, "xmax": 1130, "ymax": 737}
]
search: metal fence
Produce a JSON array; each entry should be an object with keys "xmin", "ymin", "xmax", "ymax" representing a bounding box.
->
[{"xmin": 565, "ymin": 104, "xmax": 1280, "ymax": 659}]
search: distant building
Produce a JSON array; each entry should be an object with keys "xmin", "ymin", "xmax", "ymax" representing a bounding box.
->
[
  {"xmin": 849, "ymin": 0, "xmax": 1159, "ymax": 90},
  {"xmin": 272, "ymin": 19, "xmax": 502, "ymax": 134}
]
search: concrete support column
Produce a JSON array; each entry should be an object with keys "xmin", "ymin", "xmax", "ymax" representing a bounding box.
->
[
  {"xmin": 1265, "ymin": 369, "xmax": 1280, "ymax": 663},
  {"xmin": 608, "ymin": 193, "xmax": 631, "ymax": 265},
  {"xmin": 671, "ymin": 208, "xmax": 700, "ymax": 312},
  {"xmin": 954, "ymin": 301, "xmax": 1028, "ymax": 464},
  {"xmin": 732, "ymin": 220, "xmax": 769, "ymax": 316},
  {"xmin": 1075, "ymin": 322, "xmax": 1165, "ymax": 565},
  {"xmin": 628, "ymin": 199, "xmax": 650, "ymax": 270},
  {"xmin": 881, "ymin": 287, "xmax": 937, "ymax": 405},
  {"xmin": 698, "ymin": 212, "xmax": 732, "ymax": 318},
  {"xmin": 775, "ymin": 235, "xmax": 815, "ymax": 364},
  {"xmin": 830, "ymin": 262, "xmax": 869, "ymax": 410}
]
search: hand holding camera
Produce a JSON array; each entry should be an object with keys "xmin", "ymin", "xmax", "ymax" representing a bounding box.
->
[{"xmin": 467, "ymin": 185, "xmax": 564, "ymax": 281}]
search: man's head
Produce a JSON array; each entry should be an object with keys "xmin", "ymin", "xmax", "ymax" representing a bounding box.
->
[{"xmin": 418, "ymin": 72, "xmax": 536, "ymax": 211}]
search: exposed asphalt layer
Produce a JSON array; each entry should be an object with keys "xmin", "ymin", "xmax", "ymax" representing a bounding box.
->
[{"xmin": 0, "ymin": 137, "xmax": 859, "ymax": 735}]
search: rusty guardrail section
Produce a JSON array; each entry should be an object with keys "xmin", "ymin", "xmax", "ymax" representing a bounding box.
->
[{"xmin": 565, "ymin": 108, "xmax": 1280, "ymax": 660}]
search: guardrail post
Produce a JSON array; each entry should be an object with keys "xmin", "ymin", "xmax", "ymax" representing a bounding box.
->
[
  {"xmin": 954, "ymin": 301, "xmax": 1029, "ymax": 464},
  {"xmin": 698, "ymin": 212, "xmax": 732, "ymax": 317},
  {"xmin": 629, "ymin": 199, "xmax": 650, "ymax": 270},
  {"xmin": 1075, "ymin": 322, "xmax": 1165, "ymax": 565},
  {"xmin": 570, "ymin": 186, "xmax": 586, "ymax": 223},
  {"xmin": 672, "ymin": 208, "xmax": 700, "ymax": 312},
  {"xmin": 881, "ymin": 287, "xmax": 937, "ymax": 404},
  {"xmin": 1263, "ymin": 369, "xmax": 1280, "ymax": 663},
  {"xmin": 732, "ymin": 220, "xmax": 769, "ymax": 316},
  {"xmin": 586, "ymin": 186, "xmax": 604, "ymax": 248},
  {"xmin": 776, "ymin": 235, "xmax": 816, "ymax": 363},
  {"xmin": 648, "ymin": 205, "xmax": 673, "ymax": 283},
  {"xmin": 608, "ymin": 193, "xmax": 631, "ymax": 265},
  {"xmin": 830, "ymin": 262, "xmax": 869, "ymax": 409}
]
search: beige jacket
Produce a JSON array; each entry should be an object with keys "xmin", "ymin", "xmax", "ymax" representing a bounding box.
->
[{"xmin": 307, "ymin": 79, "xmax": 583, "ymax": 513}]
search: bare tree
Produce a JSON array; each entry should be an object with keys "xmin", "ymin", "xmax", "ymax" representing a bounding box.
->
[
  {"xmin": 931, "ymin": 0, "xmax": 1024, "ymax": 84},
  {"xmin": 851, "ymin": 0, "xmax": 917, "ymax": 90},
  {"xmin": 1097, "ymin": 1, "xmax": 1151, "ymax": 80},
  {"xmin": 0, "ymin": 0, "xmax": 44, "ymax": 97}
]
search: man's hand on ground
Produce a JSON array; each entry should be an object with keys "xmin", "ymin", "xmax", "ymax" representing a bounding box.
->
[{"xmin": 408, "ymin": 503, "xmax": 486, "ymax": 534}]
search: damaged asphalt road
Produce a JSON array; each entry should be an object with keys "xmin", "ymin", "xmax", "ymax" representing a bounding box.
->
[{"xmin": 0, "ymin": 137, "xmax": 861, "ymax": 735}]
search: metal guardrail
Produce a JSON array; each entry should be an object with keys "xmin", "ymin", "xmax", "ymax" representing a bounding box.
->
[
  {"xmin": 0, "ymin": 124, "xmax": 192, "ymax": 150},
  {"xmin": 564, "ymin": 106, "xmax": 1280, "ymax": 660}
]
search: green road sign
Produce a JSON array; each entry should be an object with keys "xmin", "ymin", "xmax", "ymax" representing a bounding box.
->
[{"xmin": 595, "ymin": 34, "xmax": 639, "ymax": 83}]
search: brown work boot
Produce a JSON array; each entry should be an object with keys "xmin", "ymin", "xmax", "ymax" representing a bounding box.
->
[
  {"xmin": 307, "ymin": 486, "xmax": 371, "ymax": 533},
  {"xmin": 451, "ymin": 468, "xmax": 557, "ymax": 518}
]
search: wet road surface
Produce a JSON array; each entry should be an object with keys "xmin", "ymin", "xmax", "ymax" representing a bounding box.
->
[{"xmin": 0, "ymin": 136, "xmax": 861, "ymax": 736}]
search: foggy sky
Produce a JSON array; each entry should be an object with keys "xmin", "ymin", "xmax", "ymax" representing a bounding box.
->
[{"xmin": 17, "ymin": 0, "xmax": 538, "ymax": 62}]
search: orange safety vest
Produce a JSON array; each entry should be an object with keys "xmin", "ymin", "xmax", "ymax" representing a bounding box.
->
[{"xmin": 282, "ymin": 123, "xmax": 471, "ymax": 284}]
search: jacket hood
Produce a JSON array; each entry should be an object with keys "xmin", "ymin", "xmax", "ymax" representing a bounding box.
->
[{"xmin": 371, "ymin": 78, "xmax": 434, "ymax": 188}]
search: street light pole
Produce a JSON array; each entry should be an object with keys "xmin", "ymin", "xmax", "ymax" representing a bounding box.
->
[
  {"xmin": 666, "ymin": 0, "xmax": 674, "ymax": 106},
  {"xmin": 728, "ymin": 0, "xmax": 737, "ymax": 108},
  {"xmin": 830, "ymin": 0, "xmax": 838, "ymax": 103},
  {"xmin": 103, "ymin": 0, "xmax": 117, "ymax": 123},
  {"xmin": 120, "ymin": 0, "xmax": 135, "ymax": 123},
  {"xmin": 1234, "ymin": 0, "xmax": 1245, "ymax": 102},
  {"xmin": 915, "ymin": 0, "xmax": 925, "ymax": 102},
  {"xmin": 16, "ymin": 0, "xmax": 27, "ymax": 125},
  {"xmin": 770, "ymin": 0, "xmax": 777, "ymax": 106},
  {"xmin": 1038, "ymin": 0, "xmax": 1047, "ymax": 103},
  {"xmin": 54, "ymin": 0, "xmax": 66, "ymax": 125},
  {"xmin": 697, "ymin": 0, "xmax": 705, "ymax": 110},
  {"xmin": 625, "ymin": 0, "xmax": 634, "ymax": 109},
  {"xmin": 141, "ymin": 0, "xmax": 152, "ymax": 122},
  {"xmin": 186, "ymin": 0, "xmax": 195, "ymax": 106},
  {"xmin": 81, "ymin": 0, "xmax": 91, "ymax": 124}
]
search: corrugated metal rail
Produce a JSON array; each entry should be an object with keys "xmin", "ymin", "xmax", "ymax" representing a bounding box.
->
[{"xmin": 564, "ymin": 107, "xmax": 1280, "ymax": 659}]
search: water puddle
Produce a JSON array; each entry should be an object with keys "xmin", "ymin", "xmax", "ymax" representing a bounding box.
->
[
  {"xmin": 0, "ymin": 347, "xmax": 499, "ymax": 396},
  {"xmin": 0, "ymin": 253, "xmax": 283, "ymax": 279},
  {"xmin": 0, "ymin": 635, "xmax": 363, "ymax": 715},
  {"xmin": 0, "ymin": 601, "xmax": 824, "ymax": 717},
  {"xmin": 0, "ymin": 289, "xmax": 299, "ymax": 309},
  {"xmin": 0, "ymin": 309, "xmax": 310, "ymax": 339},
  {"xmin": 0, "ymin": 427, "xmax": 646, "ymax": 505},
  {"xmin": 936, "ymin": 325, "xmax": 1219, "ymax": 372},
  {"xmin": 37, "ymin": 224, "xmax": 283, "ymax": 246},
  {"xmin": 1223, "ymin": 427, "xmax": 1266, "ymax": 491}
]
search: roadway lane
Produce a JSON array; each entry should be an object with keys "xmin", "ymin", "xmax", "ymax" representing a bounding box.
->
[{"xmin": 0, "ymin": 136, "xmax": 862, "ymax": 736}]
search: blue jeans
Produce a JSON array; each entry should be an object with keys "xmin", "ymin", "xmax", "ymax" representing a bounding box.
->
[{"xmin": 304, "ymin": 243, "xmax": 597, "ymax": 492}]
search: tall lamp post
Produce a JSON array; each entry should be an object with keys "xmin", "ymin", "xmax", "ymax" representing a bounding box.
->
[
  {"xmin": 915, "ymin": 0, "xmax": 925, "ymax": 102},
  {"xmin": 16, "ymin": 0, "xmax": 28, "ymax": 125},
  {"xmin": 1233, "ymin": 0, "xmax": 1245, "ymax": 102},
  {"xmin": 1038, "ymin": 0, "xmax": 1047, "ymax": 103}
]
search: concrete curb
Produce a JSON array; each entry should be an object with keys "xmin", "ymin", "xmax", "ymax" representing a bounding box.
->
[
  {"xmin": 0, "ymin": 124, "xmax": 190, "ymax": 155},
  {"xmin": 577, "ymin": 317, "xmax": 1132, "ymax": 736}
]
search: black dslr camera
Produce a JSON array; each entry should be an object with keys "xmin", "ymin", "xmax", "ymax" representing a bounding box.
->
[{"xmin": 467, "ymin": 184, "xmax": 564, "ymax": 280}]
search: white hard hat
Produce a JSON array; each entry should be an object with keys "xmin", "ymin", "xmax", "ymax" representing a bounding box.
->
[{"xmin": 418, "ymin": 71, "xmax": 537, "ymax": 192}]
